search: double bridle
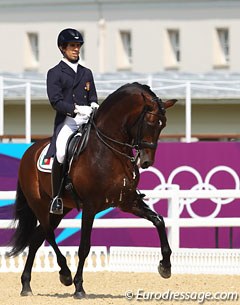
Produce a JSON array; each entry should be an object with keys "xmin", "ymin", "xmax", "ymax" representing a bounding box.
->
[{"xmin": 92, "ymin": 95, "xmax": 165, "ymax": 163}]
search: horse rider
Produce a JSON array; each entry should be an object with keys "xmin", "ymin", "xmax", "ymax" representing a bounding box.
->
[{"xmin": 45, "ymin": 28, "xmax": 99, "ymax": 215}]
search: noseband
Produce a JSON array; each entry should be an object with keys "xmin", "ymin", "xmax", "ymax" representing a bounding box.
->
[{"xmin": 92, "ymin": 95, "xmax": 165, "ymax": 163}]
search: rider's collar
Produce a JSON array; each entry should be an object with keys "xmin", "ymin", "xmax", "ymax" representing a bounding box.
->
[{"xmin": 62, "ymin": 57, "xmax": 78, "ymax": 73}]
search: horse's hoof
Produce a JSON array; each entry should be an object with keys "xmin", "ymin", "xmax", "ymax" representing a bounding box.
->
[
  {"xmin": 158, "ymin": 262, "xmax": 171, "ymax": 279},
  {"xmin": 20, "ymin": 290, "xmax": 33, "ymax": 296},
  {"xmin": 59, "ymin": 274, "xmax": 73, "ymax": 286},
  {"xmin": 73, "ymin": 290, "xmax": 86, "ymax": 299}
]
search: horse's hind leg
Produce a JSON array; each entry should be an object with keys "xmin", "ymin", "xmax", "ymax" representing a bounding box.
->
[
  {"xmin": 73, "ymin": 208, "xmax": 95, "ymax": 299},
  {"xmin": 21, "ymin": 212, "xmax": 72, "ymax": 295},
  {"xmin": 129, "ymin": 196, "xmax": 172, "ymax": 278},
  {"xmin": 20, "ymin": 225, "xmax": 45, "ymax": 296},
  {"xmin": 43, "ymin": 214, "xmax": 73, "ymax": 286}
]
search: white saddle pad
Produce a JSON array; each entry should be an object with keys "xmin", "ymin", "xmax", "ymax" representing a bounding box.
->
[{"xmin": 37, "ymin": 144, "xmax": 53, "ymax": 173}]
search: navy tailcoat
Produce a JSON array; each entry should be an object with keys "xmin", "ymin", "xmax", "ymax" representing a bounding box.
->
[{"xmin": 45, "ymin": 61, "xmax": 98, "ymax": 158}]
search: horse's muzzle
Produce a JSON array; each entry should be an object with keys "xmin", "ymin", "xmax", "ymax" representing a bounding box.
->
[{"xmin": 139, "ymin": 150, "xmax": 154, "ymax": 169}]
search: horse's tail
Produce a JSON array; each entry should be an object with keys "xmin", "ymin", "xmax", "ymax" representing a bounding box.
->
[{"xmin": 8, "ymin": 181, "xmax": 37, "ymax": 257}]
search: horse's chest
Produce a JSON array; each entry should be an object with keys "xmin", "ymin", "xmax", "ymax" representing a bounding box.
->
[{"xmin": 105, "ymin": 175, "xmax": 137, "ymax": 206}]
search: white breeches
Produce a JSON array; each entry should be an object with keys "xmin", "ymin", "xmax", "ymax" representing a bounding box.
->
[{"xmin": 56, "ymin": 116, "xmax": 83, "ymax": 163}]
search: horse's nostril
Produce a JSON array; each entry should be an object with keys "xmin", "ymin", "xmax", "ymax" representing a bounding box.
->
[{"xmin": 141, "ymin": 161, "xmax": 151, "ymax": 169}]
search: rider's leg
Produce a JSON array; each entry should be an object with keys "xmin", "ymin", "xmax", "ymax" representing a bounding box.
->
[
  {"xmin": 50, "ymin": 117, "xmax": 77, "ymax": 214},
  {"xmin": 49, "ymin": 157, "xmax": 64, "ymax": 214}
]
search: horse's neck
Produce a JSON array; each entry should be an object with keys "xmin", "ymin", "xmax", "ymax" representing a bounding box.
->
[{"xmin": 97, "ymin": 103, "xmax": 133, "ymax": 141}]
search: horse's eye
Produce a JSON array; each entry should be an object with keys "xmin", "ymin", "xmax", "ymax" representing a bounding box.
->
[{"xmin": 159, "ymin": 120, "xmax": 162, "ymax": 126}]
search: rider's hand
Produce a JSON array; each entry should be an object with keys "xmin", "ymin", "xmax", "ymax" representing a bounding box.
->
[
  {"xmin": 73, "ymin": 113, "xmax": 89, "ymax": 125},
  {"xmin": 91, "ymin": 102, "xmax": 99, "ymax": 109},
  {"xmin": 74, "ymin": 105, "xmax": 92, "ymax": 117}
]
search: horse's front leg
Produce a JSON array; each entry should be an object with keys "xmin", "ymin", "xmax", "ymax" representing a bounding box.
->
[
  {"xmin": 129, "ymin": 196, "xmax": 172, "ymax": 278},
  {"xmin": 73, "ymin": 208, "xmax": 95, "ymax": 299}
]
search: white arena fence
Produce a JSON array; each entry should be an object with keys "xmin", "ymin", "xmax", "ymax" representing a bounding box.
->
[
  {"xmin": 1, "ymin": 246, "xmax": 240, "ymax": 275},
  {"xmin": 0, "ymin": 188, "xmax": 240, "ymax": 274}
]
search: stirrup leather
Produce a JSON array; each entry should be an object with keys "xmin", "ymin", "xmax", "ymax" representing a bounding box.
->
[{"xmin": 50, "ymin": 196, "xmax": 63, "ymax": 215}]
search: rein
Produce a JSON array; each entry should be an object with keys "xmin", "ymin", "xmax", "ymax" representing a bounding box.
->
[
  {"xmin": 91, "ymin": 94, "xmax": 163, "ymax": 162},
  {"xmin": 92, "ymin": 120, "xmax": 140, "ymax": 163}
]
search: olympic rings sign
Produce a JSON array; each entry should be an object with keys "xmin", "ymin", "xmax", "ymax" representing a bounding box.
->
[{"xmin": 140, "ymin": 165, "xmax": 240, "ymax": 218}]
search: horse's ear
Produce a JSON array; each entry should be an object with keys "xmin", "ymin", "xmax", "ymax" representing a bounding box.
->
[{"xmin": 164, "ymin": 99, "xmax": 177, "ymax": 109}]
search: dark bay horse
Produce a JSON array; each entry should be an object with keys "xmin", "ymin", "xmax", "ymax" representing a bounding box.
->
[{"xmin": 9, "ymin": 82, "xmax": 176, "ymax": 298}]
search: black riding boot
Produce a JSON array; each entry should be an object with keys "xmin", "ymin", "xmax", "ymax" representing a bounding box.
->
[{"xmin": 49, "ymin": 157, "xmax": 64, "ymax": 215}]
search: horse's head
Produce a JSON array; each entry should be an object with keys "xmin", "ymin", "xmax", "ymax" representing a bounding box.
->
[
  {"xmin": 94, "ymin": 82, "xmax": 176, "ymax": 169},
  {"xmin": 128, "ymin": 84, "xmax": 177, "ymax": 168}
]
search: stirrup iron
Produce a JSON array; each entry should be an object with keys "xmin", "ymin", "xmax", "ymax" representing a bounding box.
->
[{"xmin": 50, "ymin": 196, "xmax": 63, "ymax": 215}]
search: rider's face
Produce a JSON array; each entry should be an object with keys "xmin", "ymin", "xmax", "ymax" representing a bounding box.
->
[{"xmin": 62, "ymin": 42, "xmax": 81, "ymax": 62}]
